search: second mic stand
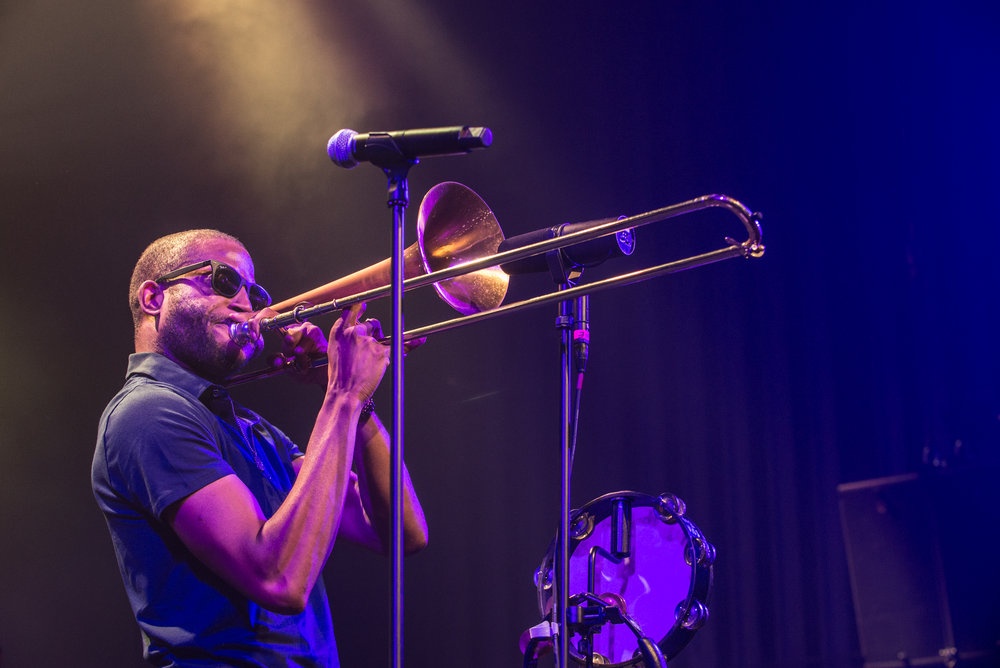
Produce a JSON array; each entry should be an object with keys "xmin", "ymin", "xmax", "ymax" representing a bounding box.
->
[
  {"xmin": 555, "ymin": 288, "xmax": 579, "ymax": 668},
  {"xmin": 548, "ymin": 245, "xmax": 590, "ymax": 668}
]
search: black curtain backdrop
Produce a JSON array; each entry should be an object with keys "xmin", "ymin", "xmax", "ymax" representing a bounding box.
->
[{"xmin": 2, "ymin": 1, "xmax": 998, "ymax": 667}]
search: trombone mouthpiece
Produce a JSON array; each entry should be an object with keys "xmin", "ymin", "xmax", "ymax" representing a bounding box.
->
[{"xmin": 229, "ymin": 321, "xmax": 258, "ymax": 347}]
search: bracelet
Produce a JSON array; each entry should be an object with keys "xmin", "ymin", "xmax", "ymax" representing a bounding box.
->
[{"xmin": 359, "ymin": 397, "xmax": 376, "ymax": 423}]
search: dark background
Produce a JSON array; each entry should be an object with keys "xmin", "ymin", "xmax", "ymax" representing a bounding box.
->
[{"xmin": 2, "ymin": 1, "xmax": 998, "ymax": 666}]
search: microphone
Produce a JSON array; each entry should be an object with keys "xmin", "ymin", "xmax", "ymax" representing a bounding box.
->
[
  {"xmin": 328, "ymin": 126, "xmax": 493, "ymax": 169},
  {"xmin": 498, "ymin": 217, "xmax": 636, "ymax": 277}
]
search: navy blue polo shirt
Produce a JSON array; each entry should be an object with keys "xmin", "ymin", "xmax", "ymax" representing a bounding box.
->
[{"xmin": 92, "ymin": 352, "xmax": 338, "ymax": 667}]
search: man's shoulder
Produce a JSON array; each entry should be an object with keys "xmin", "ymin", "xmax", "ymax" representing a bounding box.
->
[
  {"xmin": 107, "ymin": 373, "xmax": 202, "ymax": 419},
  {"xmin": 99, "ymin": 372, "xmax": 216, "ymax": 450}
]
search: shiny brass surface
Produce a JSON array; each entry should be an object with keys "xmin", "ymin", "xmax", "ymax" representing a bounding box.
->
[
  {"xmin": 268, "ymin": 182, "xmax": 508, "ymax": 315},
  {"xmin": 418, "ymin": 181, "xmax": 508, "ymax": 315},
  {"xmin": 226, "ymin": 183, "xmax": 764, "ymax": 386}
]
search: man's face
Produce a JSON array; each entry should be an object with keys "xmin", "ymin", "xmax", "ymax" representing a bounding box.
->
[{"xmin": 156, "ymin": 238, "xmax": 266, "ymax": 383}]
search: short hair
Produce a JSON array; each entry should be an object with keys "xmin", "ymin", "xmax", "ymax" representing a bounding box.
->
[{"xmin": 128, "ymin": 229, "xmax": 244, "ymax": 330}]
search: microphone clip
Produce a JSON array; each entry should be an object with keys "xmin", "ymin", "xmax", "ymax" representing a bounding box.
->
[{"xmin": 499, "ymin": 217, "xmax": 635, "ymax": 285}]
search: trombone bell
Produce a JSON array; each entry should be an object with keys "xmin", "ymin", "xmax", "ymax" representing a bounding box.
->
[
  {"xmin": 419, "ymin": 182, "xmax": 509, "ymax": 315},
  {"xmin": 268, "ymin": 181, "xmax": 509, "ymax": 315}
]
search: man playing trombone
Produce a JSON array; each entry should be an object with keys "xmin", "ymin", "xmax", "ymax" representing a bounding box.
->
[{"xmin": 92, "ymin": 229, "xmax": 428, "ymax": 666}]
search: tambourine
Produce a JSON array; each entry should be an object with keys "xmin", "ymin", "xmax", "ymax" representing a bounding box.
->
[{"xmin": 533, "ymin": 491, "xmax": 715, "ymax": 665}]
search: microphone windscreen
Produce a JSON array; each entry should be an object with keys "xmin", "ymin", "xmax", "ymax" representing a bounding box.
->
[{"xmin": 327, "ymin": 129, "xmax": 358, "ymax": 168}]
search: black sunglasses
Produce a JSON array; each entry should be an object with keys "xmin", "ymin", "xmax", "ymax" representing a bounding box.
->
[{"xmin": 154, "ymin": 260, "xmax": 272, "ymax": 311}]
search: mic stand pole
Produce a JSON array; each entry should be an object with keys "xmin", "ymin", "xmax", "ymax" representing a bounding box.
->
[
  {"xmin": 354, "ymin": 129, "xmax": 491, "ymax": 666},
  {"xmin": 554, "ymin": 282, "xmax": 585, "ymax": 668},
  {"xmin": 381, "ymin": 161, "xmax": 413, "ymax": 668},
  {"xmin": 364, "ymin": 132, "xmax": 489, "ymax": 666}
]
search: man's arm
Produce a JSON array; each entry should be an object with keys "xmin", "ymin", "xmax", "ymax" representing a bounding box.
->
[
  {"xmin": 284, "ymin": 319, "xmax": 428, "ymax": 555},
  {"xmin": 341, "ymin": 412, "xmax": 428, "ymax": 554},
  {"xmin": 166, "ymin": 307, "xmax": 387, "ymax": 614}
]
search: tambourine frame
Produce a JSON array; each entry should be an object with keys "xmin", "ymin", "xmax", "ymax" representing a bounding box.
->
[{"xmin": 535, "ymin": 490, "xmax": 714, "ymax": 666}]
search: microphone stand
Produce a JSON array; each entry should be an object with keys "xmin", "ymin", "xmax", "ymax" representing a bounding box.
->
[
  {"xmin": 328, "ymin": 126, "xmax": 491, "ymax": 668},
  {"xmin": 555, "ymin": 287, "xmax": 575, "ymax": 668},
  {"xmin": 515, "ymin": 284, "xmax": 584, "ymax": 668},
  {"xmin": 378, "ymin": 159, "xmax": 413, "ymax": 668},
  {"xmin": 550, "ymin": 250, "xmax": 589, "ymax": 668},
  {"xmin": 356, "ymin": 128, "xmax": 491, "ymax": 668}
]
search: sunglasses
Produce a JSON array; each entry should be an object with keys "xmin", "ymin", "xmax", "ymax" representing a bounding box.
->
[{"xmin": 155, "ymin": 260, "xmax": 272, "ymax": 311}]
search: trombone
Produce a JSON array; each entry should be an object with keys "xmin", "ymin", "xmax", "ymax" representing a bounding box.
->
[{"xmin": 226, "ymin": 181, "xmax": 763, "ymax": 385}]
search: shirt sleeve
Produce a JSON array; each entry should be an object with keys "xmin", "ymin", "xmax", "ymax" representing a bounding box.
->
[{"xmin": 101, "ymin": 382, "xmax": 235, "ymax": 519}]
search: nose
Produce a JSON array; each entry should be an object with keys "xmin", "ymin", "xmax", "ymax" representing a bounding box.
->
[{"xmin": 229, "ymin": 285, "xmax": 254, "ymax": 311}]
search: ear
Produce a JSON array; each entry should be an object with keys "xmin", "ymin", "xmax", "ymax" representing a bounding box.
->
[{"xmin": 137, "ymin": 280, "xmax": 165, "ymax": 316}]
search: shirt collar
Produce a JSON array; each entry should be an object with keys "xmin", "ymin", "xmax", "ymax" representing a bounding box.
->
[{"xmin": 125, "ymin": 352, "xmax": 217, "ymax": 400}]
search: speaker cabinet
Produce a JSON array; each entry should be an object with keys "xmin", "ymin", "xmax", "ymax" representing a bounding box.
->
[{"xmin": 838, "ymin": 469, "xmax": 1000, "ymax": 667}]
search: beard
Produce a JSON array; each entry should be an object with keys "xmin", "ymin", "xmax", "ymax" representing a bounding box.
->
[{"xmin": 157, "ymin": 298, "xmax": 263, "ymax": 384}]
